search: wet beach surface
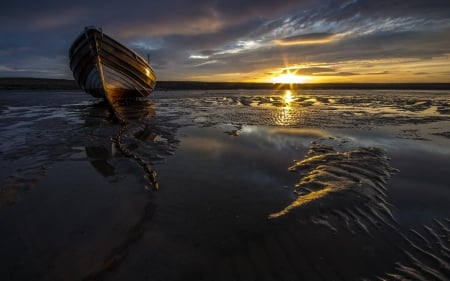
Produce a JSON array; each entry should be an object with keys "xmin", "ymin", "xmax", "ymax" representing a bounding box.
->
[{"xmin": 0, "ymin": 89, "xmax": 449, "ymax": 280}]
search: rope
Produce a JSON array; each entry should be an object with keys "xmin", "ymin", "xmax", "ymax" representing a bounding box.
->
[{"xmin": 112, "ymin": 121, "xmax": 159, "ymax": 190}]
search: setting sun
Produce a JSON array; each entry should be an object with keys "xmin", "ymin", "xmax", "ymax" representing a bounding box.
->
[{"xmin": 271, "ymin": 73, "xmax": 308, "ymax": 84}]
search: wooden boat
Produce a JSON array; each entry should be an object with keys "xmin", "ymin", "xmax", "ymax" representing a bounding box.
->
[{"xmin": 69, "ymin": 26, "xmax": 156, "ymax": 104}]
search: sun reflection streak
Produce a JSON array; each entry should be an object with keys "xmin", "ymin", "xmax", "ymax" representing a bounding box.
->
[
  {"xmin": 284, "ymin": 90, "xmax": 293, "ymax": 104},
  {"xmin": 275, "ymin": 90, "xmax": 297, "ymax": 126}
]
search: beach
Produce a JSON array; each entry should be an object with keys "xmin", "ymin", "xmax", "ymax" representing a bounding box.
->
[{"xmin": 0, "ymin": 87, "xmax": 449, "ymax": 280}]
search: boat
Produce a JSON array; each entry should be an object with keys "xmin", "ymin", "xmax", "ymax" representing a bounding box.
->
[{"xmin": 69, "ymin": 26, "xmax": 156, "ymax": 105}]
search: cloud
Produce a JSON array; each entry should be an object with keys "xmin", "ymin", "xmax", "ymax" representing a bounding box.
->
[
  {"xmin": 274, "ymin": 33, "xmax": 342, "ymax": 45},
  {"xmin": 0, "ymin": 65, "xmax": 13, "ymax": 72},
  {"xmin": 0, "ymin": 0, "xmax": 449, "ymax": 81}
]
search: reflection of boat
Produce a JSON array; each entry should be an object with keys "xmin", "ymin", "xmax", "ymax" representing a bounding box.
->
[
  {"xmin": 114, "ymin": 99, "xmax": 155, "ymax": 122},
  {"xmin": 69, "ymin": 26, "xmax": 156, "ymax": 104},
  {"xmin": 83, "ymin": 99, "xmax": 161, "ymax": 188},
  {"xmin": 85, "ymin": 145, "xmax": 116, "ymax": 177}
]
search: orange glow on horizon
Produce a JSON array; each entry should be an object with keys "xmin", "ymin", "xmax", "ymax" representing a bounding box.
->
[
  {"xmin": 185, "ymin": 55, "xmax": 450, "ymax": 83},
  {"xmin": 271, "ymin": 72, "xmax": 308, "ymax": 84}
]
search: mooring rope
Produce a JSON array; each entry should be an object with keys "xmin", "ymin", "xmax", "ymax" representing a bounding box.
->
[
  {"xmin": 84, "ymin": 120, "xmax": 159, "ymax": 280},
  {"xmin": 112, "ymin": 121, "xmax": 159, "ymax": 190}
]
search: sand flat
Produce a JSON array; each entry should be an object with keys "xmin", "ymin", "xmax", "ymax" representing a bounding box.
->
[{"xmin": 0, "ymin": 88, "xmax": 449, "ymax": 280}]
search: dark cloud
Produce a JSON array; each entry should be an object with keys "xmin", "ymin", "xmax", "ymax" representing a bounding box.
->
[{"xmin": 0, "ymin": 0, "xmax": 449, "ymax": 81}]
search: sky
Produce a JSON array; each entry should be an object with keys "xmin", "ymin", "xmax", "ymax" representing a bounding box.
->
[{"xmin": 1, "ymin": 0, "xmax": 449, "ymax": 83}]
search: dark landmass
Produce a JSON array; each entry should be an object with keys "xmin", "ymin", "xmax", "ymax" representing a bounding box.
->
[
  {"xmin": 1, "ymin": 77, "xmax": 450, "ymax": 91},
  {"xmin": 0, "ymin": 77, "xmax": 78, "ymax": 90}
]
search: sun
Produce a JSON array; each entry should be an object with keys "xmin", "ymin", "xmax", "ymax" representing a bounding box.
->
[{"xmin": 271, "ymin": 72, "xmax": 307, "ymax": 84}]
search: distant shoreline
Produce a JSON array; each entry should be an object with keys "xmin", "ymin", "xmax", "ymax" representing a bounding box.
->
[{"xmin": 1, "ymin": 77, "xmax": 450, "ymax": 90}]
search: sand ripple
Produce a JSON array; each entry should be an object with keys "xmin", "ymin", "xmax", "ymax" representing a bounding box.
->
[
  {"xmin": 150, "ymin": 91, "xmax": 450, "ymax": 139},
  {"xmin": 269, "ymin": 143, "xmax": 397, "ymax": 223},
  {"xmin": 266, "ymin": 139, "xmax": 449, "ymax": 280},
  {"xmin": 378, "ymin": 219, "xmax": 450, "ymax": 280}
]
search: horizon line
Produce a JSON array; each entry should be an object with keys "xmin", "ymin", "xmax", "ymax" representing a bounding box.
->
[{"xmin": 1, "ymin": 77, "xmax": 450, "ymax": 90}]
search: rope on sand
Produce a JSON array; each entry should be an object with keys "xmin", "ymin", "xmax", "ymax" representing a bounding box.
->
[{"xmin": 112, "ymin": 121, "xmax": 159, "ymax": 190}]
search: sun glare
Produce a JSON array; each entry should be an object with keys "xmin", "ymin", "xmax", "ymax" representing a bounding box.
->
[
  {"xmin": 284, "ymin": 90, "xmax": 293, "ymax": 104},
  {"xmin": 272, "ymin": 73, "xmax": 307, "ymax": 84}
]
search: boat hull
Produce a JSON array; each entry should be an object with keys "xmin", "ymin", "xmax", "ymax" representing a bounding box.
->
[{"xmin": 69, "ymin": 27, "xmax": 156, "ymax": 103}]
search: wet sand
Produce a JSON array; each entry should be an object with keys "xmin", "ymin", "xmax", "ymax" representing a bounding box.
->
[{"xmin": 0, "ymin": 89, "xmax": 449, "ymax": 280}]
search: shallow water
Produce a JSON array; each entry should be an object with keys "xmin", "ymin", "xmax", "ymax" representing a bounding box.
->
[{"xmin": 0, "ymin": 89, "xmax": 449, "ymax": 280}]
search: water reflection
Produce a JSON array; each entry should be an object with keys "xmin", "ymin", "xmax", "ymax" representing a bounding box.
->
[
  {"xmin": 283, "ymin": 89, "xmax": 293, "ymax": 104},
  {"xmin": 83, "ymin": 99, "xmax": 167, "ymax": 189},
  {"xmin": 274, "ymin": 107, "xmax": 294, "ymax": 126},
  {"xmin": 114, "ymin": 99, "xmax": 155, "ymax": 122},
  {"xmin": 274, "ymin": 90, "xmax": 297, "ymax": 126},
  {"xmin": 85, "ymin": 145, "xmax": 115, "ymax": 177}
]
